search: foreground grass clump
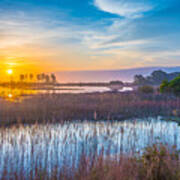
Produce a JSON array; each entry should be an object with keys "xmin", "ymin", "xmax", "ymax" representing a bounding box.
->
[
  {"xmin": 1, "ymin": 119, "xmax": 178, "ymax": 179},
  {"xmin": 0, "ymin": 92, "xmax": 180, "ymax": 125},
  {"xmin": 2, "ymin": 144, "xmax": 178, "ymax": 180},
  {"xmin": 71, "ymin": 145, "xmax": 180, "ymax": 180},
  {"xmin": 138, "ymin": 145, "xmax": 180, "ymax": 180}
]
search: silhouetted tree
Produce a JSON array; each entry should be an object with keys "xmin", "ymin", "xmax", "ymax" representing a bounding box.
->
[
  {"xmin": 37, "ymin": 74, "xmax": 41, "ymax": 82},
  {"xmin": 45, "ymin": 75, "xmax": 50, "ymax": 83},
  {"xmin": 134, "ymin": 75, "xmax": 147, "ymax": 85},
  {"xmin": 51, "ymin": 74, "xmax": 56, "ymax": 83},
  {"xmin": 134, "ymin": 70, "xmax": 180, "ymax": 85},
  {"xmin": 42, "ymin": 73, "xmax": 45, "ymax": 79},
  {"xmin": 29, "ymin": 74, "xmax": 34, "ymax": 81},
  {"xmin": 20, "ymin": 74, "xmax": 25, "ymax": 82},
  {"xmin": 110, "ymin": 81, "xmax": 123, "ymax": 85},
  {"xmin": 25, "ymin": 74, "xmax": 28, "ymax": 81},
  {"xmin": 150, "ymin": 70, "xmax": 167, "ymax": 84}
]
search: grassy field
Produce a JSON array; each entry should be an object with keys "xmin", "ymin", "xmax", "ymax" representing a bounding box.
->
[
  {"xmin": 0, "ymin": 143, "xmax": 179, "ymax": 180},
  {"xmin": 0, "ymin": 91, "xmax": 180, "ymax": 179},
  {"xmin": 0, "ymin": 91, "xmax": 179, "ymax": 126},
  {"xmin": 0, "ymin": 119, "xmax": 179, "ymax": 180},
  {"xmin": 53, "ymin": 144, "xmax": 180, "ymax": 180}
]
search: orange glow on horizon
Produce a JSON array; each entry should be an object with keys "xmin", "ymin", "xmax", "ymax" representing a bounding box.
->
[{"xmin": 0, "ymin": 59, "xmax": 50, "ymax": 82}]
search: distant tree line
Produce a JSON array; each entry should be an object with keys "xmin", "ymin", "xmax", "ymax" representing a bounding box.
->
[
  {"xmin": 109, "ymin": 81, "xmax": 124, "ymax": 85},
  {"xmin": 19, "ymin": 73, "xmax": 57, "ymax": 83},
  {"xmin": 134, "ymin": 70, "xmax": 180, "ymax": 85}
]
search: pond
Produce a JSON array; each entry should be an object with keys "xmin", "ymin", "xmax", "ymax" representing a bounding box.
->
[{"xmin": 0, "ymin": 117, "xmax": 179, "ymax": 178}]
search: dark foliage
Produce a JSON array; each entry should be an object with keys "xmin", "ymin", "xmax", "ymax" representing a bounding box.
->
[
  {"xmin": 134, "ymin": 70, "xmax": 180, "ymax": 85},
  {"xmin": 160, "ymin": 76, "xmax": 180, "ymax": 95}
]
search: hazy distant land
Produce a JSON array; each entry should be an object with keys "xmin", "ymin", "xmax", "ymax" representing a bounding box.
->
[{"xmin": 55, "ymin": 66, "xmax": 180, "ymax": 83}]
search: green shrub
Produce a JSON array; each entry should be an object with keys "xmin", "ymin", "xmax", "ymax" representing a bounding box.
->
[
  {"xmin": 160, "ymin": 80, "xmax": 170, "ymax": 93},
  {"xmin": 160, "ymin": 76, "xmax": 180, "ymax": 95}
]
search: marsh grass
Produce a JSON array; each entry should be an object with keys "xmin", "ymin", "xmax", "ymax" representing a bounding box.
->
[
  {"xmin": 0, "ymin": 92, "xmax": 180, "ymax": 179},
  {"xmin": 0, "ymin": 119, "xmax": 179, "ymax": 179},
  {"xmin": 1, "ymin": 143, "xmax": 180, "ymax": 180},
  {"xmin": 72, "ymin": 144, "xmax": 180, "ymax": 180},
  {"xmin": 0, "ymin": 92, "xmax": 179, "ymax": 126}
]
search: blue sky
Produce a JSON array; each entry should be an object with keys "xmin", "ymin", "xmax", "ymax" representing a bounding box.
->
[{"xmin": 0, "ymin": 0, "xmax": 180, "ymax": 71}]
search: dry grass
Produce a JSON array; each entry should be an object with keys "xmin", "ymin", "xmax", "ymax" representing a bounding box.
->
[
  {"xmin": 0, "ymin": 91, "xmax": 179, "ymax": 126},
  {"xmin": 0, "ymin": 92, "xmax": 179, "ymax": 179},
  {"xmin": 0, "ymin": 118, "xmax": 179, "ymax": 179},
  {"xmin": 1, "ymin": 144, "xmax": 179, "ymax": 180}
]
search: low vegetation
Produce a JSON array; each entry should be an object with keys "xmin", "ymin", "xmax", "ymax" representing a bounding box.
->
[
  {"xmin": 0, "ymin": 74, "xmax": 180, "ymax": 179},
  {"xmin": 0, "ymin": 143, "xmax": 179, "ymax": 180},
  {"xmin": 138, "ymin": 85, "xmax": 154, "ymax": 94},
  {"xmin": 0, "ymin": 91, "xmax": 180, "ymax": 126},
  {"xmin": 160, "ymin": 75, "xmax": 180, "ymax": 95},
  {"xmin": 72, "ymin": 144, "xmax": 180, "ymax": 180}
]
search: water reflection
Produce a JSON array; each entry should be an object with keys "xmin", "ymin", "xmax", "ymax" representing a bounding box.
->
[
  {"xmin": 0, "ymin": 86, "xmax": 133, "ymax": 102},
  {"xmin": 0, "ymin": 87, "xmax": 38, "ymax": 102},
  {"xmin": 0, "ymin": 117, "xmax": 179, "ymax": 178}
]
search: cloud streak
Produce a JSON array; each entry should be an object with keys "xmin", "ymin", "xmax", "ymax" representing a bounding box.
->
[
  {"xmin": 0, "ymin": 0, "xmax": 179, "ymax": 71},
  {"xmin": 93, "ymin": 0, "xmax": 153, "ymax": 18}
]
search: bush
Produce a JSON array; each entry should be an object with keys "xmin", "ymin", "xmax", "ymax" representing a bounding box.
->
[
  {"xmin": 169, "ymin": 76, "xmax": 180, "ymax": 95},
  {"xmin": 160, "ymin": 80, "xmax": 170, "ymax": 93},
  {"xmin": 160, "ymin": 76, "xmax": 180, "ymax": 95},
  {"xmin": 138, "ymin": 85, "xmax": 154, "ymax": 94},
  {"xmin": 138, "ymin": 144, "xmax": 180, "ymax": 180},
  {"xmin": 71, "ymin": 144, "xmax": 180, "ymax": 180}
]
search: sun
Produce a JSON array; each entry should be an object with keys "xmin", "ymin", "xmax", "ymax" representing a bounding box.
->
[
  {"xmin": 7, "ymin": 69, "xmax": 13, "ymax": 75},
  {"xmin": 8, "ymin": 93, "xmax": 13, "ymax": 98}
]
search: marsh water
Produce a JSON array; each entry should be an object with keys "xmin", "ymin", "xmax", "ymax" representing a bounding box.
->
[
  {"xmin": 0, "ymin": 117, "xmax": 179, "ymax": 178},
  {"xmin": 0, "ymin": 86, "xmax": 133, "ymax": 102}
]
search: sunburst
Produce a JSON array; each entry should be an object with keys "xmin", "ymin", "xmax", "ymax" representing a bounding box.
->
[{"xmin": 7, "ymin": 69, "xmax": 13, "ymax": 75}]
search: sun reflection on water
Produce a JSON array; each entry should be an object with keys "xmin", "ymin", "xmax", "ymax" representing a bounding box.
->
[{"xmin": 0, "ymin": 87, "xmax": 38, "ymax": 102}]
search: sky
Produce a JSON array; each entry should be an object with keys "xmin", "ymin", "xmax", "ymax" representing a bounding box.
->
[{"xmin": 0, "ymin": 0, "xmax": 180, "ymax": 75}]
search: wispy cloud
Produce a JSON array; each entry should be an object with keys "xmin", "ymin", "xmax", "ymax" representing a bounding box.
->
[
  {"xmin": 93, "ymin": 0, "xmax": 153, "ymax": 18},
  {"xmin": 0, "ymin": 0, "xmax": 179, "ymax": 70}
]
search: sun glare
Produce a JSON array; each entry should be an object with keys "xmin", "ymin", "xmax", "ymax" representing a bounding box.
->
[
  {"xmin": 8, "ymin": 93, "xmax": 13, "ymax": 98},
  {"xmin": 7, "ymin": 69, "xmax": 13, "ymax": 75}
]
